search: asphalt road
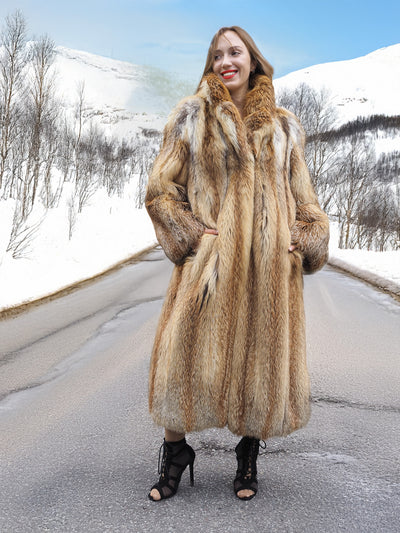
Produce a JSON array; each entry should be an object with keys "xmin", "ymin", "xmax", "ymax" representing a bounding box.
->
[{"xmin": 0, "ymin": 247, "xmax": 399, "ymax": 533}]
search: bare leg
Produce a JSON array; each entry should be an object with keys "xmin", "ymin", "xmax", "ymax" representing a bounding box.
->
[
  {"xmin": 165, "ymin": 429, "xmax": 185, "ymax": 442},
  {"xmin": 149, "ymin": 429, "xmax": 186, "ymax": 501}
]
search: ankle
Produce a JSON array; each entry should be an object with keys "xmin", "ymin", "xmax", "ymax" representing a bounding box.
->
[
  {"xmin": 165, "ymin": 436, "xmax": 186, "ymax": 445},
  {"xmin": 164, "ymin": 437, "xmax": 186, "ymax": 453},
  {"xmin": 164, "ymin": 429, "xmax": 185, "ymax": 442}
]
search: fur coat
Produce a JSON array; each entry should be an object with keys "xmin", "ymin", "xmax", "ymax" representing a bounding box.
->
[{"xmin": 145, "ymin": 73, "xmax": 329, "ymax": 440}]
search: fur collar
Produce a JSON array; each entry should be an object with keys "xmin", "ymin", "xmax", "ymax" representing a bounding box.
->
[
  {"xmin": 197, "ymin": 73, "xmax": 276, "ymax": 154},
  {"xmin": 198, "ymin": 73, "xmax": 276, "ymax": 128}
]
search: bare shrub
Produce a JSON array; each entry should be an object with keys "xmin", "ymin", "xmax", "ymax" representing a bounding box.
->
[{"xmin": 6, "ymin": 201, "xmax": 42, "ymax": 258}]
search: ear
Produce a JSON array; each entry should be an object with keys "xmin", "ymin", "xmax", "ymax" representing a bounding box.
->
[{"xmin": 251, "ymin": 58, "xmax": 257, "ymax": 73}]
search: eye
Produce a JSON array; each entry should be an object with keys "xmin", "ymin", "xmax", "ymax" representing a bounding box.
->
[
  {"xmin": 214, "ymin": 54, "xmax": 221, "ymax": 61},
  {"xmin": 231, "ymin": 50, "xmax": 240, "ymax": 56}
]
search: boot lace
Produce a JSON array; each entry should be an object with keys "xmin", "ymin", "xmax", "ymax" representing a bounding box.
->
[{"xmin": 157, "ymin": 441, "xmax": 169, "ymax": 479}]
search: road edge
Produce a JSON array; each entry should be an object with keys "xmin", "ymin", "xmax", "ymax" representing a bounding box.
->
[
  {"xmin": 1, "ymin": 247, "xmax": 398, "ymax": 320},
  {"xmin": 328, "ymin": 257, "xmax": 400, "ymax": 302},
  {"xmin": 0, "ymin": 244, "xmax": 158, "ymax": 321}
]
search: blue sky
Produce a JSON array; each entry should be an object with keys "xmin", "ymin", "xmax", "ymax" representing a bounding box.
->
[{"xmin": 0, "ymin": 0, "xmax": 399, "ymax": 81}]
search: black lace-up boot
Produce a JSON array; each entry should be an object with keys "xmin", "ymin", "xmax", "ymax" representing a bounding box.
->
[
  {"xmin": 234, "ymin": 436, "xmax": 264, "ymax": 500},
  {"xmin": 148, "ymin": 438, "xmax": 195, "ymax": 501}
]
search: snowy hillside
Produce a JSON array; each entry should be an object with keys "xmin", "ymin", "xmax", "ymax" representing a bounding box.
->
[
  {"xmin": 274, "ymin": 44, "xmax": 400, "ymax": 126},
  {"xmin": 54, "ymin": 43, "xmax": 400, "ymax": 137},
  {"xmin": 53, "ymin": 46, "xmax": 195, "ymax": 138}
]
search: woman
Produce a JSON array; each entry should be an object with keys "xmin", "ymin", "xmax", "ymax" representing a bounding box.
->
[{"xmin": 145, "ymin": 26, "xmax": 329, "ymax": 501}]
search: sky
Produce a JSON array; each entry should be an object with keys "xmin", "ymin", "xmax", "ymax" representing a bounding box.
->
[{"xmin": 0, "ymin": 0, "xmax": 399, "ymax": 81}]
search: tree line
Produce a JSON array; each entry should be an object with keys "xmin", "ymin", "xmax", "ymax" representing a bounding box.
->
[
  {"xmin": 277, "ymin": 83, "xmax": 400, "ymax": 251},
  {"xmin": 0, "ymin": 10, "xmax": 159, "ymax": 258},
  {"xmin": 308, "ymin": 114, "xmax": 400, "ymax": 143}
]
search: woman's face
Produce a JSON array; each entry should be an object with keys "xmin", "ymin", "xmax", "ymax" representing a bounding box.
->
[{"xmin": 212, "ymin": 31, "xmax": 255, "ymax": 98}]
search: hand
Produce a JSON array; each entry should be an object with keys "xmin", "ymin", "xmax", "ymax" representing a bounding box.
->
[
  {"xmin": 288, "ymin": 244, "xmax": 297, "ymax": 252},
  {"xmin": 193, "ymin": 227, "xmax": 218, "ymax": 252}
]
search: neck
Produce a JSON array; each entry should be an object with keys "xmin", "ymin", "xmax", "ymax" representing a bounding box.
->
[{"xmin": 229, "ymin": 84, "xmax": 249, "ymax": 118}]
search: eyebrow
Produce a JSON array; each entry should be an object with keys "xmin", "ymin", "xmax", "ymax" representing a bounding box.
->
[{"xmin": 214, "ymin": 45, "xmax": 243, "ymax": 53}]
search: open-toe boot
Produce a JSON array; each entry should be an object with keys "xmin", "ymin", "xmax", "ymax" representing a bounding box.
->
[
  {"xmin": 148, "ymin": 438, "xmax": 195, "ymax": 501},
  {"xmin": 234, "ymin": 436, "xmax": 262, "ymax": 501}
]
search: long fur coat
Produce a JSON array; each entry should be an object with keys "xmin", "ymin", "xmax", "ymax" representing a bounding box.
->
[{"xmin": 145, "ymin": 73, "xmax": 329, "ymax": 440}]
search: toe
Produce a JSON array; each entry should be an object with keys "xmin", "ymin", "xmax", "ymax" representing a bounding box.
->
[
  {"xmin": 237, "ymin": 488, "xmax": 255, "ymax": 499},
  {"xmin": 149, "ymin": 488, "xmax": 161, "ymax": 501}
]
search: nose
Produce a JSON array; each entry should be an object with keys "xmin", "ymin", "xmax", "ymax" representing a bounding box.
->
[{"xmin": 221, "ymin": 54, "xmax": 232, "ymax": 70}]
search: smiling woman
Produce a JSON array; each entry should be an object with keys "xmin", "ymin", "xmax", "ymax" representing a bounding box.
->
[
  {"xmin": 212, "ymin": 33, "xmax": 255, "ymax": 113},
  {"xmin": 199, "ymin": 26, "xmax": 274, "ymax": 118},
  {"xmin": 145, "ymin": 25, "xmax": 329, "ymax": 502},
  {"xmin": 201, "ymin": 26, "xmax": 274, "ymax": 81}
]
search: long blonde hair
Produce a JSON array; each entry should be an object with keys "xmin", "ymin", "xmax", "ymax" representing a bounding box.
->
[{"xmin": 198, "ymin": 26, "xmax": 274, "ymax": 90}]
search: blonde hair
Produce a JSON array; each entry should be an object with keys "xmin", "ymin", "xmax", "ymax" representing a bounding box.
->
[{"xmin": 199, "ymin": 26, "xmax": 274, "ymax": 89}]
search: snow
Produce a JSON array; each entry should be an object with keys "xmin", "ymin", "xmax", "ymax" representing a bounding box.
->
[
  {"xmin": 0, "ymin": 44, "xmax": 399, "ymax": 314},
  {"xmin": 328, "ymin": 224, "xmax": 400, "ymax": 296},
  {"xmin": 56, "ymin": 42, "xmax": 400, "ymax": 130},
  {"xmin": 53, "ymin": 46, "xmax": 192, "ymax": 139},
  {"xmin": 0, "ymin": 184, "xmax": 157, "ymax": 311},
  {"xmin": 274, "ymin": 44, "xmax": 400, "ymax": 126},
  {"xmin": 374, "ymin": 135, "xmax": 400, "ymax": 156}
]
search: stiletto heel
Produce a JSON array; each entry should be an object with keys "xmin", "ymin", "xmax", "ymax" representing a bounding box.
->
[
  {"xmin": 148, "ymin": 438, "xmax": 196, "ymax": 501},
  {"xmin": 189, "ymin": 460, "xmax": 194, "ymax": 486}
]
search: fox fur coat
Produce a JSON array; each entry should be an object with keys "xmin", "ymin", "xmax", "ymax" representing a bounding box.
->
[{"xmin": 145, "ymin": 73, "xmax": 329, "ymax": 440}]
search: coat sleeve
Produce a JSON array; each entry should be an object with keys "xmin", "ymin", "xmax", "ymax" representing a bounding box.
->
[
  {"xmin": 288, "ymin": 115, "xmax": 330, "ymax": 274},
  {"xmin": 145, "ymin": 101, "xmax": 205, "ymax": 265}
]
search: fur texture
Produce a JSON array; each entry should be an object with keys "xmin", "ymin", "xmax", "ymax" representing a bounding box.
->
[{"xmin": 145, "ymin": 73, "xmax": 329, "ymax": 439}]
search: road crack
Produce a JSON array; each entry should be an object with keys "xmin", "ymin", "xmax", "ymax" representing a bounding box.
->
[{"xmin": 311, "ymin": 395, "xmax": 400, "ymax": 414}]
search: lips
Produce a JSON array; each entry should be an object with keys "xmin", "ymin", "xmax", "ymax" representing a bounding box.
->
[{"xmin": 221, "ymin": 70, "xmax": 238, "ymax": 80}]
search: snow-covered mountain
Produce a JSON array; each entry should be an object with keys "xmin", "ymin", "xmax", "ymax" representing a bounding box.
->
[
  {"xmin": 274, "ymin": 44, "xmax": 400, "ymax": 126},
  {"xmin": 54, "ymin": 43, "xmax": 400, "ymax": 138},
  {"xmin": 53, "ymin": 46, "xmax": 196, "ymax": 138}
]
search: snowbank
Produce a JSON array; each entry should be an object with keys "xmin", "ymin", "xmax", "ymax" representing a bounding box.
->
[
  {"xmin": 328, "ymin": 224, "xmax": 400, "ymax": 296},
  {"xmin": 0, "ymin": 184, "xmax": 157, "ymax": 312},
  {"xmin": 1, "ymin": 210, "xmax": 399, "ymax": 315}
]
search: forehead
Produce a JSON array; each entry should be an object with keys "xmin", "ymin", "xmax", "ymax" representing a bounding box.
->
[{"xmin": 214, "ymin": 30, "xmax": 247, "ymax": 51}]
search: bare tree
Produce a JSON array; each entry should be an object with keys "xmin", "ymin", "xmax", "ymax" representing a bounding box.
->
[
  {"xmin": 276, "ymin": 83, "xmax": 340, "ymax": 210},
  {"xmin": 2, "ymin": 117, "xmax": 27, "ymax": 200},
  {"xmin": 0, "ymin": 10, "xmax": 27, "ymax": 189},
  {"xmin": 99, "ymin": 137, "xmax": 116, "ymax": 194},
  {"xmin": 277, "ymin": 82, "xmax": 337, "ymax": 137},
  {"xmin": 67, "ymin": 194, "xmax": 77, "ymax": 240},
  {"xmin": 358, "ymin": 185, "xmax": 400, "ymax": 251},
  {"xmin": 74, "ymin": 82, "xmax": 85, "ymax": 153},
  {"xmin": 41, "ymin": 117, "xmax": 63, "ymax": 208},
  {"xmin": 57, "ymin": 117, "xmax": 74, "ymax": 184},
  {"xmin": 72, "ymin": 81, "xmax": 87, "ymax": 189},
  {"xmin": 336, "ymin": 136, "xmax": 376, "ymax": 249},
  {"xmin": 135, "ymin": 140, "xmax": 157, "ymax": 208},
  {"xmin": 21, "ymin": 35, "xmax": 56, "ymax": 213},
  {"xmin": 74, "ymin": 124, "xmax": 101, "ymax": 212}
]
